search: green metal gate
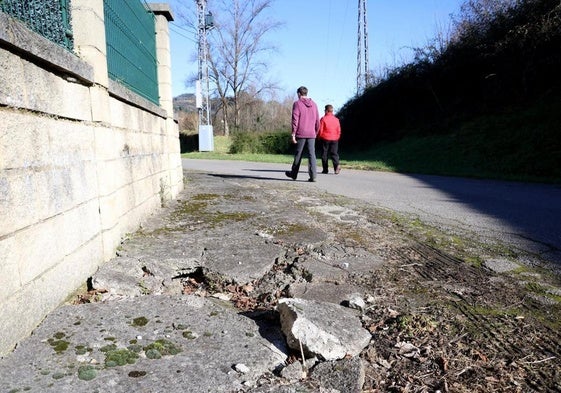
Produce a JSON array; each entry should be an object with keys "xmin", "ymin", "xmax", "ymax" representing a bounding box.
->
[
  {"xmin": 0, "ymin": 0, "xmax": 74, "ymax": 50},
  {"xmin": 104, "ymin": 0, "xmax": 159, "ymax": 105}
]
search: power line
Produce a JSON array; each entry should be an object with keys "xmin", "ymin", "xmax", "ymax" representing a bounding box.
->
[{"xmin": 169, "ymin": 24, "xmax": 197, "ymax": 43}]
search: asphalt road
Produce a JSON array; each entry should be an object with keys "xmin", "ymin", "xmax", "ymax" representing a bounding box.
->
[{"xmin": 183, "ymin": 159, "xmax": 561, "ymax": 265}]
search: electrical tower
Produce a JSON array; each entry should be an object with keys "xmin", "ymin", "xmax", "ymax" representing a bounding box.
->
[
  {"xmin": 196, "ymin": 0, "xmax": 214, "ymax": 151},
  {"xmin": 357, "ymin": 0, "xmax": 369, "ymax": 93}
]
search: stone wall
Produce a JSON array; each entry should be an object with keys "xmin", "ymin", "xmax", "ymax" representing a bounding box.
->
[{"xmin": 0, "ymin": 1, "xmax": 183, "ymax": 356}]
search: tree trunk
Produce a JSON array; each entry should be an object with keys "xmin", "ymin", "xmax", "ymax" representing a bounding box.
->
[{"xmin": 223, "ymin": 117, "xmax": 230, "ymax": 136}]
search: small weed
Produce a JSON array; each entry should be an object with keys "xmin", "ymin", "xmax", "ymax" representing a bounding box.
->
[
  {"xmin": 138, "ymin": 281, "xmax": 151, "ymax": 295},
  {"xmin": 395, "ymin": 314, "xmax": 438, "ymax": 336},
  {"xmin": 132, "ymin": 316, "xmax": 149, "ymax": 327},
  {"xmin": 192, "ymin": 193, "xmax": 220, "ymax": 201},
  {"xmin": 77, "ymin": 365, "xmax": 97, "ymax": 381},
  {"xmin": 100, "ymin": 344, "xmax": 117, "ymax": 353},
  {"xmin": 526, "ymin": 281, "xmax": 547, "ymax": 295},
  {"xmin": 47, "ymin": 338, "xmax": 70, "ymax": 354},
  {"xmin": 525, "ymin": 281, "xmax": 561, "ymax": 303},
  {"xmin": 143, "ymin": 339, "xmax": 182, "ymax": 356},
  {"xmin": 104, "ymin": 348, "xmax": 139, "ymax": 367},
  {"xmin": 145, "ymin": 348, "xmax": 162, "ymax": 359},
  {"xmin": 127, "ymin": 344, "xmax": 143, "ymax": 353},
  {"xmin": 465, "ymin": 255, "xmax": 484, "ymax": 268},
  {"xmin": 75, "ymin": 345, "xmax": 91, "ymax": 355}
]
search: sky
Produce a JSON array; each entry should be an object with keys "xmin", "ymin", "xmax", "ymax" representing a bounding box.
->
[{"xmin": 167, "ymin": 0, "xmax": 466, "ymax": 111}]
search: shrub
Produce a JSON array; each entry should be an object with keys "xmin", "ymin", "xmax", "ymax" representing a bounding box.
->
[
  {"xmin": 179, "ymin": 131, "xmax": 198, "ymax": 153},
  {"xmin": 229, "ymin": 131, "xmax": 291, "ymax": 154},
  {"xmin": 229, "ymin": 132, "xmax": 261, "ymax": 154},
  {"xmin": 260, "ymin": 132, "xmax": 292, "ymax": 154}
]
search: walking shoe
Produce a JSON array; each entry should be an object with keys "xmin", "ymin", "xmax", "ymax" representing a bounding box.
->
[
  {"xmin": 285, "ymin": 171, "xmax": 296, "ymax": 180},
  {"xmin": 334, "ymin": 165, "xmax": 341, "ymax": 174},
  {"xmin": 308, "ymin": 178, "xmax": 316, "ymax": 182},
  {"xmin": 321, "ymin": 170, "xmax": 328, "ymax": 174}
]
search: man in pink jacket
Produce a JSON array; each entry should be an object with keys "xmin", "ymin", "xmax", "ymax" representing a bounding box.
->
[
  {"xmin": 285, "ymin": 86, "xmax": 320, "ymax": 182},
  {"xmin": 318, "ymin": 104, "xmax": 341, "ymax": 174}
]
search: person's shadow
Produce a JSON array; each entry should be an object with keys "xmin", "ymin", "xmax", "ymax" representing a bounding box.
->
[{"xmin": 209, "ymin": 169, "xmax": 306, "ymax": 182}]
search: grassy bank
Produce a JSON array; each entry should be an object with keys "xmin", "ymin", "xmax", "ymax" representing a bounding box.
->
[{"xmin": 354, "ymin": 99, "xmax": 561, "ymax": 184}]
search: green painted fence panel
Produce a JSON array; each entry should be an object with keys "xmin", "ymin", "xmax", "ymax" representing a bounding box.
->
[
  {"xmin": 104, "ymin": 0, "xmax": 159, "ymax": 105},
  {"xmin": 0, "ymin": 0, "xmax": 74, "ymax": 50}
]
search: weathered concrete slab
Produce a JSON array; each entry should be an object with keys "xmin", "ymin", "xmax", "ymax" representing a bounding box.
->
[
  {"xmin": 297, "ymin": 257, "xmax": 350, "ymax": 282},
  {"xmin": 288, "ymin": 282, "xmax": 366, "ymax": 305},
  {"xmin": 0, "ymin": 295, "xmax": 287, "ymax": 393},
  {"xmin": 0, "ymin": 170, "xmax": 392, "ymax": 392},
  {"xmin": 277, "ymin": 298, "xmax": 371, "ymax": 361},
  {"xmin": 202, "ymin": 231, "xmax": 283, "ymax": 284},
  {"xmin": 92, "ymin": 256, "xmax": 190, "ymax": 298}
]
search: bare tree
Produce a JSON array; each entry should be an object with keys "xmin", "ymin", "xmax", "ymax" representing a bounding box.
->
[
  {"xmin": 451, "ymin": 0, "xmax": 518, "ymax": 42},
  {"xmin": 207, "ymin": 0, "xmax": 282, "ymax": 135},
  {"xmin": 232, "ymin": 88, "xmax": 291, "ymax": 133},
  {"xmin": 178, "ymin": 111, "xmax": 198, "ymax": 133}
]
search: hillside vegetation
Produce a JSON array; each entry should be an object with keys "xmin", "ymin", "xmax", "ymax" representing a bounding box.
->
[{"xmin": 338, "ymin": 0, "xmax": 561, "ymax": 183}]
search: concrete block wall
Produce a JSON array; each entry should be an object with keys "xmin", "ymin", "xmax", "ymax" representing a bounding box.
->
[{"xmin": 0, "ymin": 2, "xmax": 183, "ymax": 356}]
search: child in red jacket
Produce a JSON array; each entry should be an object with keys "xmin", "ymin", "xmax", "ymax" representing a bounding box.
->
[{"xmin": 318, "ymin": 104, "xmax": 341, "ymax": 174}]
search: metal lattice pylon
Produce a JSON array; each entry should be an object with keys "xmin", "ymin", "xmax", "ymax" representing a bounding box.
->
[
  {"xmin": 196, "ymin": 0, "xmax": 211, "ymax": 126},
  {"xmin": 196, "ymin": 0, "xmax": 214, "ymax": 151},
  {"xmin": 357, "ymin": 0, "xmax": 369, "ymax": 93}
]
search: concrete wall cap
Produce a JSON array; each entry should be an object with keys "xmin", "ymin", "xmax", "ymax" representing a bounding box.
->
[{"xmin": 147, "ymin": 3, "xmax": 174, "ymax": 21}]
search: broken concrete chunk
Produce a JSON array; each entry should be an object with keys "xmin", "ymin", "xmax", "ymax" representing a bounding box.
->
[
  {"xmin": 280, "ymin": 361, "xmax": 304, "ymax": 382},
  {"xmin": 277, "ymin": 298, "xmax": 371, "ymax": 361},
  {"xmin": 484, "ymin": 258, "xmax": 520, "ymax": 273},
  {"xmin": 310, "ymin": 357, "xmax": 366, "ymax": 393},
  {"xmin": 346, "ymin": 293, "xmax": 366, "ymax": 311},
  {"xmin": 395, "ymin": 341, "xmax": 420, "ymax": 358},
  {"xmin": 235, "ymin": 363, "xmax": 250, "ymax": 374}
]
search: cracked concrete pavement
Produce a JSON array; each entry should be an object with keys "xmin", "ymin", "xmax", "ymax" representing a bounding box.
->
[
  {"xmin": 0, "ymin": 167, "xmax": 391, "ymax": 393},
  {"xmin": 2, "ymin": 160, "xmax": 559, "ymax": 393}
]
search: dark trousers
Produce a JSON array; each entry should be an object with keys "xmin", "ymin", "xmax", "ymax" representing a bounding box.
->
[
  {"xmin": 320, "ymin": 139, "xmax": 339, "ymax": 172},
  {"xmin": 289, "ymin": 138, "xmax": 317, "ymax": 180}
]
